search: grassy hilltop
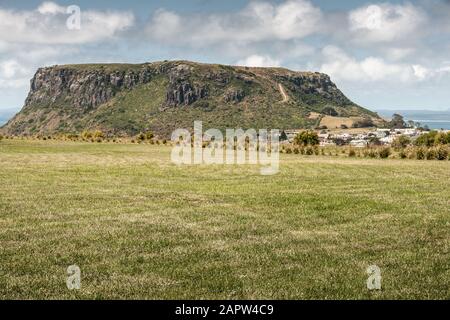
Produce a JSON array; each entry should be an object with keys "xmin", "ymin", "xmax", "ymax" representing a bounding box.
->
[
  {"xmin": 1, "ymin": 61, "xmax": 382, "ymax": 137},
  {"xmin": 0, "ymin": 139, "xmax": 448, "ymax": 299}
]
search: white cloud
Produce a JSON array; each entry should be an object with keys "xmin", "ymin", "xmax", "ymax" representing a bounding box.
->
[
  {"xmin": 0, "ymin": 2, "xmax": 135, "ymax": 45},
  {"xmin": 0, "ymin": 60, "xmax": 30, "ymax": 88},
  {"xmin": 319, "ymin": 46, "xmax": 431, "ymax": 83},
  {"xmin": 412, "ymin": 65, "xmax": 431, "ymax": 81},
  {"xmin": 0, "ymin": 60, "xmax": 27, "ymax": 79},
  {"xmin": 383, "ymin": 47, "xmax": 415, "ymax": 61},
  {"xmin": 348, "ymin": 3, "xmax": 427, "ymax": 43},
  {"xmin": 236, "ymin": 55, "xmax": 281, "ymax": 67},
  {"xmin": 37, "ymin": 2, "xmax": 66, "ymax": 15},
  {"xmin": 146, "ymin": 0, "xmax": 323, "ymax": 46}
]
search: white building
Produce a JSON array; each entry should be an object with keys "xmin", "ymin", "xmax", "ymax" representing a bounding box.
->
[{"xmin": 350, "ymin": 140, "xmax": 369, "ymax": 148}]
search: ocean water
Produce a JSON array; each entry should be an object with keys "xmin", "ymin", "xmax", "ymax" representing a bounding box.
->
[
  {"xmin": 377, "ymin": 110, "xmax": 450, "ymax": 130},
  {"xmin": 410, "ymin": 121, "xmax": 450, "ymax": 130}
]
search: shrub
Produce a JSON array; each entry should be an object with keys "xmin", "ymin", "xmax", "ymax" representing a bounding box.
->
[
  {"xmin": 434, "ymin": 132, "xmax": 450, "ymax": 145},
  {"xmin": 0, "ymin": 134, "xmax": 3, "ymax": 141},
  {"xmin": 348, "ymin": 149, "xmax": 356, "ymax": 157},
  {"xmin": 416, "ymin": 147, "xmax": 426, "ymax": 160},
  {"xmin": 305, "ymin": 146, "xmax": 314, "ymax": 155},
  {"xmin": 436, "ymin": 146, "xmax": 448, "ymax": 160},
  {"xmin": 285, "ymin": 147, "xmax": 292, "ymax": 154},
  {"xmin": 137, "ymin": 133, "xmax": 146, "ymax": 141},
  {"xmin": 82, "ymin": 131, "xmax": 93, "ymax": 139},
  {"xmin": 398, "ymin": 149, "xmax": 407, "ymax": 159},
  {"xmin": 314, "ymin": 147, "xmax": 320, "ymax": 155},
  {"xmin": 92, "ymin": 130, "xmax": 104, "ymax": 139},
  {"xmin": 146, "ymin": 131, "xmax": 154, "ymax": 140},
  {"xmin": 363, "ymin": 148, "xmax": 377, "ymax": 158},
  {"xmin": 405, "ymin": 147, "xmax": 416, "ymax": 159},
  {"xmin": 392, "ymin": 135, "xmax": 411, "ymax": 150},
  {"xmin": 426, "ymin": 148, "xmax": 436, "ymax": 160},
  {"xmin": 378, "ymin": 147, "xmax": 391, "ymax": 159},
  {"xmin": 66, "ymin": 134, "xmax": 78, "ymax": 141},
  {"xmin": 293, "ymin": 147, "xmax": 300, "ymax": 154}
]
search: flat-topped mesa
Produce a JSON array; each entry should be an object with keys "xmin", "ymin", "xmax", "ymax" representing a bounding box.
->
[{"xmin": 2, "ymin": 60, "xmax": 382, "ymax": 137}]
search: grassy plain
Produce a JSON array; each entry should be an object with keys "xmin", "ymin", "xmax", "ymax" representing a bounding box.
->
[{"xmin": 0, "ymin": 139, "xmax": 449, "ymax": 299}]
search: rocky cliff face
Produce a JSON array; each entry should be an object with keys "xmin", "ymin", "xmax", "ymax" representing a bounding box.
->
[
  {"xmin": 25, "ymin": 65, "xmax": 155, "ymax": 110},
  {"xmin": 2, "ymin": 60, "xmax": 381, "ymax": 137}
]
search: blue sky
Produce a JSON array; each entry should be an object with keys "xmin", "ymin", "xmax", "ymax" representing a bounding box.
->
[{"xmin": 1, "ymin": 0, "xmax": 450, "ymax": 119}]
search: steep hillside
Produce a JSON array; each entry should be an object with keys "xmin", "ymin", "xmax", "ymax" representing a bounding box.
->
[{"xmin": 1, "ymin": 60, "xmax": 383, "ymax": 137}]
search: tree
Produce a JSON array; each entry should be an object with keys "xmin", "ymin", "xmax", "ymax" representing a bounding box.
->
[
  {"xmin": 392, "ymin": 135, "xmax": 411, "ymax": 150},
  {"xmin": 434, "ymin": 132, "xmax": 450, "ymax": 145},
  {"xmin": 280, "ymin": 131, "xmax": 288, "ymax": 142},
  {"xmin": 368, "ymin": 136, "xmax": 382, "ymax": 146},
  {"xmin": 415, "ymin": 131, "xmax": 438, "ymax": 147},
  {"xmin": 352, "ymin": 117, "xmax": 374, "ymax": 128},
  {"xmin": 294, "ymin": 130, "xmax": 319, "ymax": 146},
  {"xmin": 322, "ymin": 106, "xmax": 338, "ymax": 116},
  {"xmin": 389, "ymin": 113, "xmax": 406, "ymax": 129},
  {"xmin": 332, "ymin": 137, "xmax": 346, "ymax": 146}
]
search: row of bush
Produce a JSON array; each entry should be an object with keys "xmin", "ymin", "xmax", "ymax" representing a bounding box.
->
[
  {"xmin": 392, "ymin": 131, "xmax": 450, "ymax": 149},
  {"xmin": 414, "ymin": 131, "xmax": 450, "ymax": 146},
  {"xmin": 0, "ymin": 130, "xmax": 169, "ymax": 144},
  {"xmin": 397, "ymin": 146, "xmax": 449, "ymax": 160},
  {"xmin": 281, "ymin": 144, "xmax": 450, "ymax": 161},
  {"xmin": 282, "ymin": 145, "xmax": 321, "ymax": 155}
]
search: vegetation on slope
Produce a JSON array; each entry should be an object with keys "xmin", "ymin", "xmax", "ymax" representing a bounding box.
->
[{"xmin": 1, "ymin": 61, "xmax": 384, "ymax": 137}]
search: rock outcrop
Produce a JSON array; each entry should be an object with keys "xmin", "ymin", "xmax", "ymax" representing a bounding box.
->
[{"xmin": 26, "ymin": 66, "xmax": 156, "ymax": 111}]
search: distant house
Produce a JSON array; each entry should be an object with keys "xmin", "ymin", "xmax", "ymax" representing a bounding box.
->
[
  {"xmin": 350, "ymin": 139, "xmax": 368, "ymax": 148},
  {"xmin": 380, "ymin": 136, "xmax": 395, "ymax": 144},
  {"xmin": 320, "ymin": 141, "xmax": 336, "ymax": 147},
  {"xmin": 285, "ymin": 130, "xmax": 302, "ymax": 142}
]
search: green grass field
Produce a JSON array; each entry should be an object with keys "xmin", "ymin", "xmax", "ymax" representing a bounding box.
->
[{"xmin": 0, "ymin": 139, "xmax": 449, "ymax": 299}]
